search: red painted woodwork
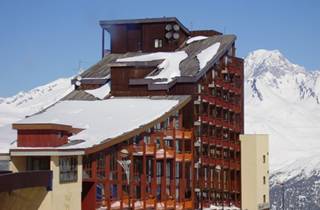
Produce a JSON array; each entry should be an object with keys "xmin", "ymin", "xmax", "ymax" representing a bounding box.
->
[
  {"xmin": 17, "ymin": 129, "xmax": 69, "ymax": 147},
  {"xmin": 81, "ymin": 181, "xmax": 96, "ymax": 210}
]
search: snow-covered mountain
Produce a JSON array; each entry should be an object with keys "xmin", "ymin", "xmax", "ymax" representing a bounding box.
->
[
  {"xmin": 0, "ymin": 78, "xmax": 74, "ymax": 127},
  {"xmin": 0, "ymin": 49, "xmax": 320, "ymax": 208},
  {"xmin": 245, "ymin": 49, "xmax": 320, "ymax": 170},
  {"xmin": 244, "ymin": 49, "xmax": 320, "ymax": 209}
]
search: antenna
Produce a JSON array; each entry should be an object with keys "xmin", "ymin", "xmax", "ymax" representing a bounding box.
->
[{"xmin": 189, "ymin": 21, "xmax": 193, "ymax": 31}]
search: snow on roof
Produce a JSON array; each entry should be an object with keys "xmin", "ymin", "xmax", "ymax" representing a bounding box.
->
[
  {"xmin": 117, "ymin": 51, "xmax": 188, "ymax": 83},
  {"xmin": 186, "ymin": 36, "xmax": 208, "ymax": 44},
  {"xmin": 16, "ymin": 98, "xmax": 181, "ymax": 149},
  {"xmin": 0, "ymin": 125, "xmax": 16, "ymax": 154},
  {"xmin": 196, "ymin": 42, "xmax": 221, "ymax": 69},
  {"xmin": 85, "ymin": 82, "xmax": 111, "ymax": 99}
]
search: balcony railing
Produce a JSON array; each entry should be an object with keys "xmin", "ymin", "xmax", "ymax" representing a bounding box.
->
[
  {"xmin": 201, "ymin": 95, "xmax": 241, "ymax": 114},
  {"xmin": 0, "ymin": 170, "xmax": 52, "ymax": 192}
]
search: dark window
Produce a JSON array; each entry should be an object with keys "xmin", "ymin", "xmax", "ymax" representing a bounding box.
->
[
  {"xmin": 185, "ymin": 140, "xmax": 192, "ymax": 153},
  {"xmin": 27, "ymin": 156, "xmax": 50, "ymax": 171},
  {"xmin": 83, "ymin": 156, "xmax": 92, "ymax": 179},
  {"xmin": 97, "ymin": 152, "xmax": 105, "ymax": 178},
  {"xmin": 110, "ymin": 151, "xmax": 117, "ymax": 180},
  {"xmin": 59, "ymin": 156, "xmax": 78, "ymax": 183}
]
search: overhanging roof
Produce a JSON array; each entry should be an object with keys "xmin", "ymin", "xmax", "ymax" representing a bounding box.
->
[{"xmin": 100, "ymin": 17, "xmax": 190, "ymax": 35}]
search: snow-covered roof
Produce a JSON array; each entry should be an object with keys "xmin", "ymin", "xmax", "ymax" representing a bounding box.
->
[
  {"xmin": 85, "ymin": 82, "xmax": 111, "ymax": 99},
  {"xmin": 186, "ymin": 36, "xmax": 208, "ymax": 44},
  {"xmin": 12, "ymin": 96, "xmax": 190, "ymax": 150},
  {"xmin": 117, "ymin": 51, "xmax": 188, "ymax": 83},
  {"xmin": 116, "ymin": 35, "xmax": 235, "ymax": 85},
  {"xmin": 197, "ymin": 42, "xmax": 221, "ymax": 69},
  {"xmin": 75, "ymin": 35, "xmax": 235, "ymax": 89}
]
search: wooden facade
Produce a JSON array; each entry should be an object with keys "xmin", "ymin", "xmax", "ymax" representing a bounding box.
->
[
  {"xmin": 101, "ymin": 18, "xmax": 189, "ymax": 54},
  {"xmin": 11, "ymin": 17, "xmax": 244, "ymax": 210},
  {"xmin": 81, "ymin": 112, "xmax": 196, "ymax": 210},
  {"xmin": 79, "ymin": 50, "xmax": 244, "ymax": 209}
]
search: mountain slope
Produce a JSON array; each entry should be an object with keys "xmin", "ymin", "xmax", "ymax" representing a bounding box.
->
[
  {"xmin": 245, "ymin": 49, "xmax": 320, "ymax": 170},
  {"xmin": 244, "ymin": 49, "xmax": 320, "ymax": 209},
  {"xmin": 0, "ymin": 78, "xmax": 74, "ymax": 127}
]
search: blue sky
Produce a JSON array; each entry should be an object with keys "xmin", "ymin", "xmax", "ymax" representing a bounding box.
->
[{"xmin": 0, "ymin": 0, "xmax": 319, "ymax": 97}]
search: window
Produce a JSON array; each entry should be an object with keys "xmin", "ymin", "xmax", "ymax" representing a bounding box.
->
[
  {"xmin": 59, "ymin": 156, "xmax": 78, "ymax": 183},
  {"xmin": 97, "ymin": 152, "xmax": 105, "ymax": 178},
  {"xmin": 27, "ymin": 156, "xmax": 50, "ymax": 171},
  {"xmin": 263, "ymin": 155, "xmax": 266, "ymax": 163},
  {"xmin": 263, "ymin": 194, "xmax": 266, "ymax": 203},
  {"xmin": 263, "ymin": 176, "xmax": 266, "ymax": 185},
  {"xmin": 0, "ymin": 160, "xmax": 9, "ymax": 171},
  {"xmin": 154, "ymin": 39, "xmax": 163, "ymax": 48},
  {"xmin": 110, "ymin": 151, "xmax": 117, "ymax": 180},
  {"xmin": 83, "ymin": 156, "xmax": 92, "ymax": 179}
]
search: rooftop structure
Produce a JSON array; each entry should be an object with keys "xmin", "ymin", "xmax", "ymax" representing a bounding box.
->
[{"xmin": 0, "ymin": 17, "xmax": 244, "ymax": 210}]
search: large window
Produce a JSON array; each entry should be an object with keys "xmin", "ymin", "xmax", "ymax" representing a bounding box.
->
[{"xmin": 59, "ymin": 156, "xmax": 78, "ymax": 183}]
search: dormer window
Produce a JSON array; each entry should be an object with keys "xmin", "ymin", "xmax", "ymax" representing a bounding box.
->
[{"xmin": 154, "ymin": 39, "xmax": 163, "ymax": 48}]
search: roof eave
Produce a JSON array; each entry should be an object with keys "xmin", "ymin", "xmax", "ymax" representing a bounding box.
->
[
  {"xmin": 85, "ymin": 95, "xmax": 192, "ymax": 154},
  {"xmin": 99, "ymin": 17, "xmax": 190, "ymax": 35}
]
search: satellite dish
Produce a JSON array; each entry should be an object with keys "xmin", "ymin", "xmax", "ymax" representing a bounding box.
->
[
  {"xmin": 76, "ymin": 75, "xmax": 82, "ymax": 81},
  {"xmin": 165, "ymin": 24, "xmax": 172, "ymax": 31},
  {"xmin": 165, "ymin": 31, "xmax": 173, "ymax": 39},
  {"xmin": 173, "ymin": 24, "xmax": 180, "ymax": 31},
  {"xmin": 173, "ymin": 32, "xmax": 180, "ymax": 40},
  {"xmin": 75, "ymin": 81, "xmax": 81, "ymax": 86}
]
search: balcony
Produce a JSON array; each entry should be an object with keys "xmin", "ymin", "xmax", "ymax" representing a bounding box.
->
[
  {"xmin": 219, "ymin": 56, "xmax": 243, "ymax": 76},
  {"xmin": 200, "ymin": 95, "xmax": 241, "ymax": 114},
  {"xmin": 108, "ymin": 199, "xmax": 192, "ymax": 210},
  {"xmin": 215, "ymin": 78, "xmax": 241, "ymax": 95},
  {"xmin": 156, "ymin": 148, "xmax": 175, "ymax": 159},
  {"xmin": 200, "ymin": 115, "xmax": 241, "ymax": 132},
  {"xmin": 0, "ymin": 170, "xmax": 52, "ymax": 192},
  {"xmin": 163, "ymin": 129, "xmax": 193, "ymax": 139},
  {"xmin": 176, "ymin": 153, "xmax": 192, "ymax": 162}
]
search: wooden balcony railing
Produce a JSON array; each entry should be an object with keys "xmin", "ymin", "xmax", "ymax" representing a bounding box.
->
[
  {"xmin": 214, "ymin": 78, "xmax": 241, "ymax": 95},
  {"xmin": 201, "ymin": 95, "xmax": 241, "ymax": 114},
  {"xmin": 0, "ymin": 170, "xmax": 52, "ymax": 192},
  {"xmin": 200, "ymin": 115, "xmax": 241, "ymax": 132}
]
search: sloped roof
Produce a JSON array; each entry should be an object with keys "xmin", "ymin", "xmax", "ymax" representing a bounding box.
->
[
  {"xmin": 11, "ymin": 95, "xmax": 191, "ymax": 152},
  {"xmin": 61, "ymin": 90, "xmax": 98, "ymax": 101},
  {"xmin": 113, "ymin": 35, "xmax": 235, "ymax": 77},
  {"xmin": 179, "ymin": 35, "xmax": 235, "ymax": 76},
  {"xmin": 73, "ymin": 34, "xmax": 236, "ymax": 90}
]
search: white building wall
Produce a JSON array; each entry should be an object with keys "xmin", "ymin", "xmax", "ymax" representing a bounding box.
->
[{"xmin": 240, "ymin": 134, "xmax": 269, "ymax": 210}]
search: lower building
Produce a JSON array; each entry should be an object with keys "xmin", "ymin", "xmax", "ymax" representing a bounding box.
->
[{"xmin": 240, "ymin": 134, "xmax": 270, "ymax": 210}]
